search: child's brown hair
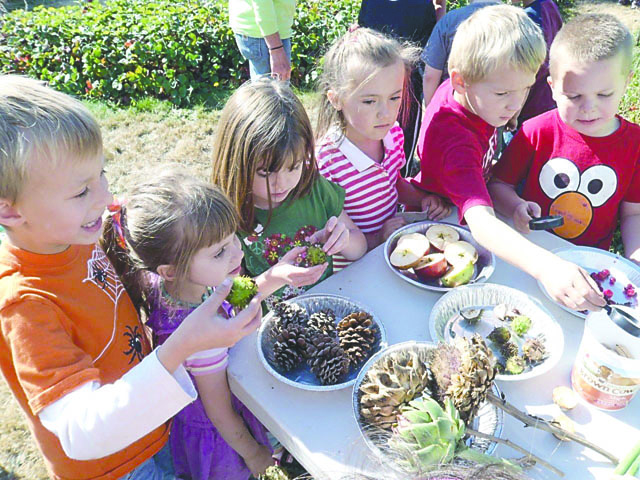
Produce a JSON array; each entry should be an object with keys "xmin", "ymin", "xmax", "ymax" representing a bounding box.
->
[
  {"xmin": 211, "ymin": 78, "xmax": 317, "ymax": 233},
  {"xmin": 102, "ymin": 168, "xmax": 239, "ymax": 315}
]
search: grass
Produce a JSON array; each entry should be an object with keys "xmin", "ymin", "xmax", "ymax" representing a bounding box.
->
[{"xmin": 0, "ymin": 4, "xmax": 639, "ymax": 480}]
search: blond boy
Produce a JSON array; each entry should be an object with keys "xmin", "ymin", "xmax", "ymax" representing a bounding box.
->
[
  {"xmin": 0, "ymin": 76, "xmax": 260, "ymax": 479},
  {"xmin": 491, "ymin": 14, "xmax": 640, "ymax": 264},
  {"xmin": 412, "ymin": 5, "xmax": 604, "ymax": 311}
]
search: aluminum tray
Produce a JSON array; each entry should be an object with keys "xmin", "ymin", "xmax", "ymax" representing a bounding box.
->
[
  {"xmin": 384, "ymin": 221, "xmax": 495, "ymax": 293},
  {"xmin": 257, "ymin": 294, "xmax": 387, "ymax": 391},
  {"xmin": 429, "ymin": 283, "xmax": 564, "ymax": 381},
  {"xmin": 352, "ymin": 341, "xmax": 503, "ymax": 473}
]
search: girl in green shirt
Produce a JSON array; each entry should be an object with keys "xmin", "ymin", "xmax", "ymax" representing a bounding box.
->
[{"xmin": 211, "ymin": 79, "xmax": 367, "ymax": 306}]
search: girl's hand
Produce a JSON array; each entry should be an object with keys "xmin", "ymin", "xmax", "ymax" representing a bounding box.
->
[
  {"xmin": 244, "ymin": 444, "xmax": 275, "ymax": 476},
  {"xmin": 157, "ymin": 279, "xmax": 262, "ymax": 373},
  {"xmin": 538, "ymin": 258, "xmax": 605, "ymax": 312},
  {"xmin": 308, "ymin": 216, "xmax": 350, "ymax": 256},
  {"xmin": 273, "ymin": 246, "xmax": 328, "ymax": 287},
  {"xmin": 513, "ymin": 200, "xmax": 541, "ymax": 234},
  {"xmin": 381, "ymin": 216, "xmax": 407, "ymax": 242},
  {"xmin": 420, "ymin": 195, "xmax": 451, "ymax": 221}
]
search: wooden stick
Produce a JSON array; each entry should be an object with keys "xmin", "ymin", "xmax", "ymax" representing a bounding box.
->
[
  {"xmin": 466, "ymin": 427, "xmax": 565, "ymax": 477},
  {"xmin": 486, "ymin": 392, "xmax": 619, "ymax": 464}
]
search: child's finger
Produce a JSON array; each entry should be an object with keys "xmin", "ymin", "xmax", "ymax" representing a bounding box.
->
[
  {"xmin": 528, "ymin": 202, "xmax": 542, "ymax": 218},
  {"xmin": 325, "ymin": 226, "xmax": 347, "ymax": 255},
  {"xmin": 200, "ymin": 277, "xmax": 233, "ymax": 312},
  {"xmin": 280, "ymin": 246, "xmax": 305, "ymax": 262}
]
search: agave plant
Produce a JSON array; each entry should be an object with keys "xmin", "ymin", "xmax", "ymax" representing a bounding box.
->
[{"xmin": 389, "ymin": 396, "xmax": 518, "ymax": 473}]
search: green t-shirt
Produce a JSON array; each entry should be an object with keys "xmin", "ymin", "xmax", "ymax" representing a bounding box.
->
[{"xmin": 239, "ymin": 175, "xmax": 345, "ymax": 301}]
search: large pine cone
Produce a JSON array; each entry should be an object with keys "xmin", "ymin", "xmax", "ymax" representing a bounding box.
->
[
  {"xmin": 446, "ymin": 335, "xmax": 496, "ymax": 423},
  {"xmin": 306, "ymin": 331, "xmax": 349, "ymax": 385},
  {"xmin": 271, "ymin": 301, "xmax": 309, "ymax": 330},
  {"xmin": 272, "ymin": 323, "xmax": 309, "ymax": 372},
  {"xmin": 307, "ymin": 309, "xmax": 336, "ymax": 337},
  {"xmin": 337, "ymin": 311, "xmax": 377, "ymax": 365},
  {"xmin": 359, "ymin": 349, "xmax": 432, "ymax": 430}
]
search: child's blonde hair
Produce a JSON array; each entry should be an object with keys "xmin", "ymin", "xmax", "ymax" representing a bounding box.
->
[
  {"xmin": 102, "ymin": 168, "xmax": 239, "ymax": 314},
  {"xmin": 316, "ymin": 27, "xmax": 420, "ymax": 139},
  {"xmin": 549, "ymin": 13, "xmax": 634, "ymax": 78},
  {"xmin": 0, "ymin": 75, "xmax": 102, "ymax": 203},
  {"xmin": 448, "ymin": 5, "xmax": 546, "ymax": 83},
  {"xmin": 211, "ymin": 78, "xmax": 317, "ymax": 233}
]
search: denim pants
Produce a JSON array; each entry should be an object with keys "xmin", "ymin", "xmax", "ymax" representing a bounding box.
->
[
  {"xmin": 119, "ymin": 443, "xmax": 174, "ymax": 480},
  {"xmin": 234, "ymin": 34, "xmax": 292, "ymax": 80}
]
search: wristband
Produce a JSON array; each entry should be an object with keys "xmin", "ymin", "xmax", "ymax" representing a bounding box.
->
[{"xmin": 269, "ymin": 45, "xmax": 284, "ymax": 51}]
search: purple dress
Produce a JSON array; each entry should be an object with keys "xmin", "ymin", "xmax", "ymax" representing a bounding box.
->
[{"xmin": 147, "ymin": 279, "xmax": 271, "ymax": 480}]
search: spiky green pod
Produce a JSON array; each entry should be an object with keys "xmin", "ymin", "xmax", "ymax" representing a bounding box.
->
[
  {"xmin": 511, "ymin": 315, "xmax": 532, "ymax": 336},
  {"xmin": 306, "ymin": 244, "xmax": 327, "ymax": 266},
  {"xmin": 505, "ymin": 356, "xmax": 525, "ymax": 375},
  {"xmin": 226, "ymin": 275, "xmax": 258, "ymax": 309}
]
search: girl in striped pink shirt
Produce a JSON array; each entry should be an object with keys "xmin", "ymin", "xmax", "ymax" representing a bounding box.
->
[{"xmin": 316, "ymin": 27, "xmax": 450, "ymax": 267}]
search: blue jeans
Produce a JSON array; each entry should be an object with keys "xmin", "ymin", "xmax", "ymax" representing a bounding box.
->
[
  {"xmin": 120, "ymin": 443, "xmax": 174, "ymax": 480},
  {"xmin": 234, "ymin": 34, "xmax": 292, "ymax": 80}
]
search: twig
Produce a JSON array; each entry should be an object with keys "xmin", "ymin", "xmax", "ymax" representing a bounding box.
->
[
  {"xmin": 486, "ymin": 392, "xmax": 618, "ymax": 464},
  {"xmin": 466, "ymin": 427, "xmax": 565, "ymax": 477}
]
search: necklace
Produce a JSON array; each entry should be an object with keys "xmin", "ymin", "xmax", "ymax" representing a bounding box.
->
[{"xmin": 160, "ymin": 281, "xmax": 214, "ymax": 308}]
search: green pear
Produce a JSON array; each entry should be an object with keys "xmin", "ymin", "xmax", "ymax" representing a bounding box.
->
[{"xmin": 441, "ymin": 261, "xmax": 474, "ymax": 287}]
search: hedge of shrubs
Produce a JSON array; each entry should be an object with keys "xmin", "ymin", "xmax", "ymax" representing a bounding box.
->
[
  {"xmin": 0, "ymin": 0, "xmax": 575, "ymax": 106},
  {"xmin": 0, "ymin": 0, "xmax": 360, "ymax": 105}
]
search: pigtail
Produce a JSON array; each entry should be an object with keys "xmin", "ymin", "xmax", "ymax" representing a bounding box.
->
[{"xmin": 100, "ymin": 208, "xmax": 150, "ymax": 317}]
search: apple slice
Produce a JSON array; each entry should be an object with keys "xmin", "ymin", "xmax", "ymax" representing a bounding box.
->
[
  {"xmin": 414, "ymin": 253, "xmax": 448, "ymax": 280},
  {"xmin": 390, "ymin": 246, "xmax": 421, "ymax": 270},
  {"xmin": 397, "ymin": 233, "xmax": 430, "ymax": 256},
  {"xmin": 425, "ymin": 225, "xmax": 459, "ymax": 251},
  {"xmin": 444, "ymin": 240, "xmax": 478, "ymax": 267},
  {"xmin": 441, "ymin": 261, "xmax": 474, "ymax": 287}
]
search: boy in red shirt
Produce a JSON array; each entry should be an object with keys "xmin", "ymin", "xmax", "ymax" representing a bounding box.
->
[
  {"xmin": 491, "ymin": 14, "xmax": 640, "ymax": 263},
  {"xmin": 413, "ymin": 5, "xmax": 605, "ymax": 311}
]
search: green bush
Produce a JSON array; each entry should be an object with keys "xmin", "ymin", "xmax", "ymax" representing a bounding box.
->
[
  {"xmin": 0, "ymin": 0, "xmax": 362, "ymax": 105},
  {"xmin": 0, "ymin": 0, "xmax": 576, "ymax": 106}
]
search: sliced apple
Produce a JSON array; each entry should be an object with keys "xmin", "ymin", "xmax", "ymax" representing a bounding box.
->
[
  {"xmin": 444, "ymin": 240, "xmax": 478, "ymax": 267},
  {"xmin": 425, "ymin": 225, "xmax": 459, "ymax": 251},
  {"xmin": 441, "ymin": 261, "xmax": 474, "ymax": 288},
  {"xmin": 390, "ymin": 246, "xmax": 421, "ymax": 269},
  {"xmin": 397, "ymin": 233, "xmax": 430, "ymax": 256},
  {"xmin": 414, "ymin": 253, "xmax": 448, "ymax": 280}
]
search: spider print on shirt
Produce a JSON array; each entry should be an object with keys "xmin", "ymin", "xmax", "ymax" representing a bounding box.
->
[
  {"xmin": 83, "ymin": 245, "xmax": 125, "ymax": 305},
  {"xmin": 123, "ymin": 325, "xmax": 144, "ymax": 364}
]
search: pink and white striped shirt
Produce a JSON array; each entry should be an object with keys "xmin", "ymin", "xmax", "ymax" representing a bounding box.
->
[{"xmin": 317, "ymin": 124, "xmax": 406, "ymax": 270}]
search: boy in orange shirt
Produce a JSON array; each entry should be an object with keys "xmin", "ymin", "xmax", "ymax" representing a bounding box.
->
[{"xmin": 0, "ymin": 76, "xmax": 262, "ymax": 480}]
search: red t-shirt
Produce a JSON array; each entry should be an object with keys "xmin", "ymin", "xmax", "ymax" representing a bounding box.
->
[
  {"xmin": 412, "ymin": 79, "xmax": 498, "ymax": 222},
  {"xmin": 494, "ymin": 109, "xmax": 640, "ymax": 249}
]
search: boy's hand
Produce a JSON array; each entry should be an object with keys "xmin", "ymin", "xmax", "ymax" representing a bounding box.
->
[
  {"xmin": 420, "ymin": 195, "xmax": 451, "ymax": 221},
  {"xmin": 539, "ymin": 258, "xmax": 605, "ymax": 311},
  {"xmin": 308, "ymin": 216, "xmax": 349, "ymax": 256},
  {"xmin": 272, "ymin": 246, "xmax": 327, "ymax": 288},
  {"xmin": 513, "ymin": 201, "xmax": 541, "ymax": 234},
  {"xmin": 381, "ymin": 216, "xmax": 407, "ymax": 242}
]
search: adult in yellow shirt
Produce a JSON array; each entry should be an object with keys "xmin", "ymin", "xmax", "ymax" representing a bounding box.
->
[{"xmin": 230, "ymin": 0, "xmax": 296, "ymax": 81}]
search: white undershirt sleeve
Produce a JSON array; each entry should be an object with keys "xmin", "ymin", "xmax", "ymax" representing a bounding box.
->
[{"xmin": 38, "ymin": 349, "xmax": 197, "ymax": 461}]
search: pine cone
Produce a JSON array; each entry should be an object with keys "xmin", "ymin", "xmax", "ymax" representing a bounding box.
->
[
  {"xmin": 430, "ymin": 335, "xmax": 496, "ymax": 423},
  {"xmin": 307, "ymin": 309, "xmax": 336, "ymax": 336},
  {"xmin": 359, "ymin": 349, "xmax": 432, "ymax": 430},
  {"xmin": 306, "ymin": 331, "xmax": 349, "ymax": 385},
  {"xmin": 337, "ymin": 311, "xmax": 378, "ymax": 365},
  {"xmin": 271, "ymin": 300, "xmax": 309, "ymax": 330},
  {"xmin": 272, "ymin": 323, "xmax": 309, "ymax": 372},
  {"xmin": 523, "ymin": 337, "xmax": 546, "ymax": 363}
]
